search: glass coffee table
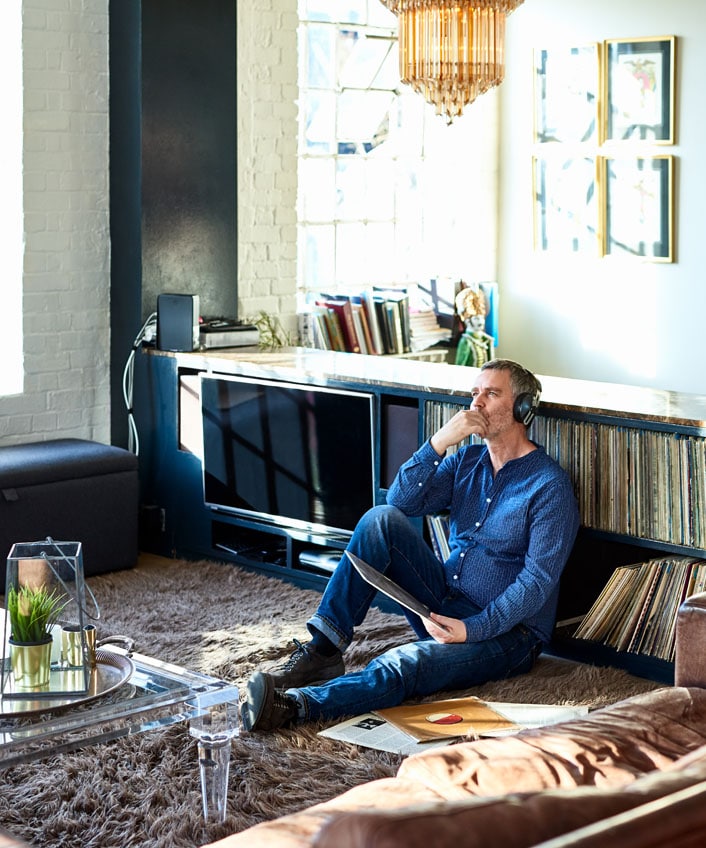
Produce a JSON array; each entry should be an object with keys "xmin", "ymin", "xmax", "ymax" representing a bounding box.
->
[{"xmin": 0, "ymin": 647, "xmax": 233, "ymax": 769}]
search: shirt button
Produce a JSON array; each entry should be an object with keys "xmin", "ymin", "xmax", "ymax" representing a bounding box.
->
[
  {"xmin": 418, "ymin": 482, "xmax": 423, "ymax": 487},
  {"xmin": 433, "ymin": 461, "xmax": 439, "ymax": 466},
  {"xmin": 475, "ymin": 521, "xmax": 481, "ymax": 527},
  {"xmin": 486, "ymin": 497, "xmax": 491, "ymax": 503},
  {"xmin": 453, "ymin": 574, "xmax": 459, "ymax": 581},
  {"xmin": 460, "ymin": 552, "xmax": 465, "ymax": 558}
]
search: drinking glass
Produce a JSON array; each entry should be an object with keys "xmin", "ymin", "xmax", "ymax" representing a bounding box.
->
[{"xmin": 189, "ymin": 686, "xmax": 240, "ymax": 823}]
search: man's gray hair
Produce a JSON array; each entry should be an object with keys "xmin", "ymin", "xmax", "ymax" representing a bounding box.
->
[{"xmin": 480, "ymin": 359, "xmax": 542, "ymax": 401}]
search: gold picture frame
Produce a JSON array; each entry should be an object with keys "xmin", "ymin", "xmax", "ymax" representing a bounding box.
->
[
  {"xmin": 533, "ymin": 44, "xmax": 601, "ymax": 145},
  {"xmin": 533, "ymin": 156, "xmax": 599, "ymax": 254},
  {"xmin": 602, "ymin": 36, "xmax": 676, "ymax": 144},
  {"xmin": 532, "ymin": 37, "xmax": 677, "ymax": 261},
  {"xmin": 600, "ymin": 155, "xmax": 674, "ymax": 262}
]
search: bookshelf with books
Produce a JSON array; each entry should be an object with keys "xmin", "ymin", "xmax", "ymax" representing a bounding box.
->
[
  {"xmin": 300, "ymin": 288, "xmax": 452, "ymax": 358},
  {"xmin": 136, "ymin": 347, "xmax": 706, "ymax": 683}
]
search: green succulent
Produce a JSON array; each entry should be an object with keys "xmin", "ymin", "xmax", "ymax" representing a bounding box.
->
[{"xmin": 7, "ymin": 584, "xmax": 67, "ymax": 644}]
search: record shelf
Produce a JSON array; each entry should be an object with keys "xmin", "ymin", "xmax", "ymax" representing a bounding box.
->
[{"xmin": 135, "ymin": 347, "xmax": 706, "ymax": 683}]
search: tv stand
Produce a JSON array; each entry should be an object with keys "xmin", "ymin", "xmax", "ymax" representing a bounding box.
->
[
  {"xmin": 210, "ymin": 513, "xmax": 349, "ymax": 589},
  {"xmin": 135, "ymin": 347, "xmax": 706, "ymax": 683}
]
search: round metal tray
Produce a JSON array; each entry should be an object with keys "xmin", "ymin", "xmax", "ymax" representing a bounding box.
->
[{"xmin": 0, "ymin": 649, "xmax": 135, "ymax": 718}]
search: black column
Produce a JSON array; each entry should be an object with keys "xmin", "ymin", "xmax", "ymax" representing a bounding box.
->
[
  {"xmin": 109, "ymin": 0, "xmax": 238, "ymax": 447},
  {"xmin": 109, "ymin": 0, "xmax": 143, "ymax": 448}
]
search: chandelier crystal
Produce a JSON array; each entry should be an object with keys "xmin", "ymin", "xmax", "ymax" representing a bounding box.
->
[{"xmin": 381, "ymin": 0, "xmax": 525, "ymax": 122}]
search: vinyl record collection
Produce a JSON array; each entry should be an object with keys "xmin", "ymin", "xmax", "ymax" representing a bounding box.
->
[
  {"xmin": 422, "ymin": 401, "xmax": 706, "ymax": 662},
  {"xmin": 529, "ymin": 416, "xmax": 706, "ymax": 549},
  {"xmin": 572, "ymin": 555, "xmax": 706, "ymax": 662},
  {"xmin": 426, "ymin": 514, "xmax": 451, "ymax": 563},
  {"xmin": 423, "ymin": 403, "xmax": 706, "ymax": 548}
]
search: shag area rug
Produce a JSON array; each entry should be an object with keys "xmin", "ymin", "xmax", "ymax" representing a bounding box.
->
[{"xmin": 0, "ymin": 556, "xmax": 661, "ymax": 848}]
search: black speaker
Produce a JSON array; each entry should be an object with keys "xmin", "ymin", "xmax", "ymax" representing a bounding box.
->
[
  {"xmin": 513, "ymin": 390, "xmax": 540, "ymax": 426},
  {"xmin": 157, "ymin": 294, "xmax": 200, "ymax": 351}
]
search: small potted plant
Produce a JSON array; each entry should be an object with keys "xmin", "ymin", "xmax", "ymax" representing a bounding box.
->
[{"xmin": 6, "ymin": 583, "xmax": 67, "ymax": 689}]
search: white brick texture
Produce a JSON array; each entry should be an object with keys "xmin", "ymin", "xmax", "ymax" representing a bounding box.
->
[
  {"xmin": 0, "ymin": 0, "xmax": 111, "ymax": 446},
  {"xmin": 0, "ymin": 1, "xmax": 300, "ymax": 445},
  {"xmin": 236, "ymin": 1, "xmax": 298, "ymax": 332}
]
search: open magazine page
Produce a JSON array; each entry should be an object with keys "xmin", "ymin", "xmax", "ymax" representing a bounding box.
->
[
  {"xmin": 318, "ymin": 713, "xmax": 453, "ymax": 756},
  {"xmin": 482, "ymin": 702, "xmax": 590, "ymax": 735}
]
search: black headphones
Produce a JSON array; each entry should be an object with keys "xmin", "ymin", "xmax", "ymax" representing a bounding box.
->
[{"xmin": 513, "ymin": 389, "xmax": 541, "ymax": 426}]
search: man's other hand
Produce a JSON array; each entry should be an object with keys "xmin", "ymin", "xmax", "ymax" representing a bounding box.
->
[{"xmin": 424, "ymin": 613, "xmax": 466, "ymax": 643}]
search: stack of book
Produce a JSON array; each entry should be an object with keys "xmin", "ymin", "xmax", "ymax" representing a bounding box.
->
[
  {"xmin": 572, "ymin": 555, "xmax": 706, "ymax": 661},
  {"xmin": 408, "ymin": 308, "xmax": 453, "ymax": 352},
  {"xmin": 299, "ymin": 288, "xmax": 414, "ymax": 355}
]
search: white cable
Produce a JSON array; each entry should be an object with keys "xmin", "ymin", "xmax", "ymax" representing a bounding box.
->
[{"xmin": 123, "ymin": 312, "xmax": 157, "ymax": 455}]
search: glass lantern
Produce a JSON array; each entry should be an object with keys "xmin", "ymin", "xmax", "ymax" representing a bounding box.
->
[{"xmin": 1, "ymin": 539, "xmax": 98, "ymax": 699}]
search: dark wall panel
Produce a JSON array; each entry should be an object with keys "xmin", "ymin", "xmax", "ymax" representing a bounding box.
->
[
  {"xmin": 109, "ymin": 0, "xmax": 143, "ymax": 447},
  {"xmin": 141, "ymin": 0, "xmax": 237, "ymax": 321}
]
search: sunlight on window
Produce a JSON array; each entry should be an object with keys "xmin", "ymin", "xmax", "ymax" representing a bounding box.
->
[
  {"xmin": 297, "ymin": 0, "xmax": 498, "ymax": 301},
  {"xmin": 0, "ymin": 1, "xmax": 24, "ymax": 396}
]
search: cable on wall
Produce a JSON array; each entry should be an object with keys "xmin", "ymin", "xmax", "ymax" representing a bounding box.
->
[{"xmin": 123, "ymin": 313, "xmax": 157, "ymax": 455}]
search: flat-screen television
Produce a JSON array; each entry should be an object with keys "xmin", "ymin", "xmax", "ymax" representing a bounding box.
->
[{"xmin": 201, "ymin": 374, "xmax": 376, "ymax": 536}]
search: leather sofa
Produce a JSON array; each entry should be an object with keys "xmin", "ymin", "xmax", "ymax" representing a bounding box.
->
[{"xmin": 204, "ymin": 593, "xmax": 706, "ymax": 848}]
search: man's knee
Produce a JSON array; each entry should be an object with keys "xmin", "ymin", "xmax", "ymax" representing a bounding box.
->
[{"xmin": 356, "ymin": 504, "xmax": 412, "ymax": 537}]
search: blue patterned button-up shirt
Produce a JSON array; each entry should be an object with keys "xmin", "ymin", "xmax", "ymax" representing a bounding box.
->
[{"xmin": 387, "ymin": 440, "xmax": 580, "ymax": 643}]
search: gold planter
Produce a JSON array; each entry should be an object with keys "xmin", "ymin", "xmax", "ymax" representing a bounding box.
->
[{"xmin": 9, "ymin": 637, "xmax": 53, "ymax": 690}]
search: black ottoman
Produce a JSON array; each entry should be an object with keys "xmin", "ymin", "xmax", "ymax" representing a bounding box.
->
[{"xmin": 0, "ymin": 439, "xmax": 139, "ymax": 589}]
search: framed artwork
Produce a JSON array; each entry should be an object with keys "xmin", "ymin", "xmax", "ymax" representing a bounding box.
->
[
  {"xmin": 602, "ymin": 156, "xmax": 673, "ymax": 262},
  {"xmin": 533, "ymin": 156, "xmax": 598, "ymax": 253},
  {"xmin": 534, "ymin": 45, "xmax": 600, "ymax": 144},
  {"xmin": 604, "ymin": 37, "xmax": 675, "ymax": 143}
]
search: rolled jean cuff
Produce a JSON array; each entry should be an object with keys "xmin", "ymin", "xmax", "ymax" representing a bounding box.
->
[
  {"xmin": 307, "ymin": 613, "xmax": 350, "ymax": 653},
  {"xmin": 286, "ymin": 688, "xmax": 309, "ymax": 721}
]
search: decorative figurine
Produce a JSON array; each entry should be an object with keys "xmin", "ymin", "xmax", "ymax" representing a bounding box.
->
[{"xmin": 454, "ymin": 287, "xmax": 495, "ymax": 367}]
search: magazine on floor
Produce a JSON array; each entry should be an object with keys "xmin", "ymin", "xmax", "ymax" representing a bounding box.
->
[{"xmin": 319, "ymin": 698, "xmax": 590, "ymax": 755}]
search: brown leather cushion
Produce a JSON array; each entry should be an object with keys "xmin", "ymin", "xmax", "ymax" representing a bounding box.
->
[
  {"xmin": 201, "ymin": 777, "xmax": 447, "ymax": 848},
  {"xmin": 397, "ymin": 687, "xmax": 706, "ymax": 798},
  {"xmin": 0, "ymin": 828, "xmax": 32, "ymax": 848},
  {"xmin": 203, "ymin": 689, "xmax": 706, "ymax": 848},
  {"xmin": 312, "ymin": 755, "xmax": 706, "ymax": 848}
]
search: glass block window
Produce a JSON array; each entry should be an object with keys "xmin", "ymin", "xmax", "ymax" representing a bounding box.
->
[{"xmin": 297, "ymin": 0, "xmax": 499, "ymax": 301}]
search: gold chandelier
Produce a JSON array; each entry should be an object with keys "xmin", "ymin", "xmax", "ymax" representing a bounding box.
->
[{"xmin": 381, "ymin": 0, "xmax": 525, "ymax": 122}]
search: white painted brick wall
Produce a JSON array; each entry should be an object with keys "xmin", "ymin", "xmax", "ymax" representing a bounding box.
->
[
  {"xmin": 0, "ymin": 1, "xmax": 299, "ymax": 446},
  {"xmin": 0, "ymin": 0, "xmax": 111, "ymax": 446},
  {"xmin": 236, "ymin": 1, "xmax": 299, "ymax": 333}
]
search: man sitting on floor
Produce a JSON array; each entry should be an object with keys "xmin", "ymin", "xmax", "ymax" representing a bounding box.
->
[{"xmin": 241, "ymin": 359, "xmax": 580, "ymax": 731}]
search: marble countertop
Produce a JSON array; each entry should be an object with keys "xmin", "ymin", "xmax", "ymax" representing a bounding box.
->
[{"xmin": 153, "ymin": 347, "xmax": 706, "ymax": 430}]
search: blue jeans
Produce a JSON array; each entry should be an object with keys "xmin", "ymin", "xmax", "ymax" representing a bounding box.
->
[{"xmin": 296, "ymin": 505, "xmax": 541, "ymax": 720}]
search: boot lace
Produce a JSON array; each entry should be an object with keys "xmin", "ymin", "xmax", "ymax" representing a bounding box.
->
[
  {"xmin": 280, "ymin": 638, "xmax": 310, "ymax": 671},
  {"xmin": 272, "ymin": 689, "xmax": 297, "ymax": 714}
]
